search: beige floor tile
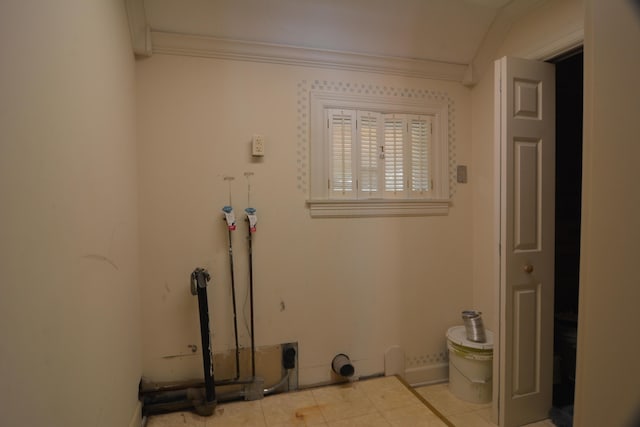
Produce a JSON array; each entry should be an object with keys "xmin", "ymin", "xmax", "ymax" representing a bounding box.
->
[
  {"xmin": 314, "ymin": 395, "xmax": 376, "ymax": 422},
  {"xmin": 357, "ymin": 376, "xmax": 417, "ymax": 412},
  {"xmin": 448, "ymin": 410, "xmax": 497, "ymax": 427},
  {"xmin": 205, "ymin": 400, "xmax": 266, "ymax": 427},
  {"xmin": 382, "ymin": 402, "xmax": 450, "ymax": 427},
  {"xmin": 310, "ymin": 382, "xmax": 367, "ymax": 404},
  {"xmin": 473, "ymin": 406, "xmax": 496, "ymax": 424},
  {"xmin": 311, "ymin": 382, "xmax": 376, "ymax": 422},
  {"xmin": 269, "ymin": 423, "xmax": 328, "ymax": 427},
  {"xmin": 148, "ymin": 377, "xmax": 482, "ymax": 427},
  {"xmin": 261, "ymin": 389, "xmax": 326, "ymax": 426},
  {"xmin": 146, "ymin": 411, "xmax": 206, "ymax": 426},
  {"xmin": 523, "ymin": 420, "xmax": 556, "ymax": 426},
  {"xmin": 327, "ymin": 412, "xmax": 391, "ymax": 427},
  {"xmin": 416, "ymin": 383, "xmax": 557, "ymax": 427},
  {"xmin": 415, "ymin": 383, "xmax": 490, "ymax": 416},
  {"xmin": 356, "ymin": 376, "xmax": 406, "ymax": 393},
  {"xmin": 368, "ymin": 387, "xmax": 418, "ymax": 412}
]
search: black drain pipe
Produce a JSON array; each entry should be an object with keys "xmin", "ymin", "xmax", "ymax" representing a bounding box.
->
[
  {"xmin": 141, "ymin": 268, "xmax": 217, "ymax": 417},
  {"xmin": 246, "ymin": 216, "xmax": 257, "ymax": 379},
  {"xmin": 191, "ymin": 268, "xmax": 216, "ymax": 408}
]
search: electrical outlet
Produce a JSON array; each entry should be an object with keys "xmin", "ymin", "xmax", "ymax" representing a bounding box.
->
[
  {"xmin": 252, "ymin": 134, "xmax": 265, "ymax": 157},
  {"xmin": 281, "ymin": 342, "xmax": 299, "ymax": 391}
]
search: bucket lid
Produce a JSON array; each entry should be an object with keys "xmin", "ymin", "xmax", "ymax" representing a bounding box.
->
[{"xmin": 447, "ymin": 326, "xmax": 494, "ymax": 350}]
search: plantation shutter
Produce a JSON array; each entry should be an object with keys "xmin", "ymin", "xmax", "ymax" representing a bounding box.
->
[
  {"xmin": 328, "ymin": 109, "xmax": 356, "ymax": 197},
  {"xmin": 410, "ymin": 116, "xmax": 432, "ymax": 195},
  {"xmin": 383, "ymin": 115, "xmax": 405, "ymax": 195},
  {"xmin": 325, "ymin": 109, "xmax": 437, "ymax": 201},
  {"xmin": 358, "ymin": 111, "xmax": 381, "ymax": 197}
]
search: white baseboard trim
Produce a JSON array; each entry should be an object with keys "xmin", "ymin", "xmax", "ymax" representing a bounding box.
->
[
  {"xmin": 403, "ymin": 363, "xmax": 449, "ymax": 387},
  {"xmin": 128, "ymin": 400, "xmax": 142, "ymax": 427}
]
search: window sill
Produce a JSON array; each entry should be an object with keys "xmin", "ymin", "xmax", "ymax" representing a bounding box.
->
[{"xmin": 306, "ymin": 199, "xmax": 451, "ymax": 218}]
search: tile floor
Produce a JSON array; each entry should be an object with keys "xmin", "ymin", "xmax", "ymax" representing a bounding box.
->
[
  {"xmin": 144, "ymin": 377, "xmax": 556, "ymax": 427},
  {"xmin": 414, "ymin": 383, "xmax": 555, "ymax": 427}
]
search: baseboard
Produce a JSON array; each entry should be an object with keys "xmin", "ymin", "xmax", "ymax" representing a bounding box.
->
[
  {"xmin": 403, "ymin": 363, "xmax": 449, "ymax": 387},
  {"xmin": 128, "ymin": 400, "xmax": 142, "ymax": 427}
]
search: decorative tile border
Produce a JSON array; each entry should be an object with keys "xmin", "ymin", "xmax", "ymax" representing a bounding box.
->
[{"xmin": 406, "ymin": 351, "xmax": 449, "ymax": 369}]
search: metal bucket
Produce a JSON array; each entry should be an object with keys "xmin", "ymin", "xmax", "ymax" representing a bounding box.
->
[{"xmin": 462, "ymin": 310, "xmax": 486, "ymax": 343}]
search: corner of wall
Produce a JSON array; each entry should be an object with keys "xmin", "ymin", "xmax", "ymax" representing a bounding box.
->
[{"xmin": 128, "ymin": 401, "xmax": 143, "ymax": 427}]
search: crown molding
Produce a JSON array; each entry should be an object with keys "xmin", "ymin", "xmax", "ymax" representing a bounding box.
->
[
  {"xmin": 519, "ymin": 27, "xmax": 584, "ymax": 61},
  {"xmin": 125, "ymin": 0, "xmax": 151, "ymax": 56},
  {"xmin": 150, "ymin": 31, "xmax": 468, "ymax": 82}
]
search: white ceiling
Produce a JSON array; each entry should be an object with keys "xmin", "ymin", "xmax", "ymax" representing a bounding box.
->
[{"xmin": 142, "ymin": 0, "xmax": 540, "ymax": 65}]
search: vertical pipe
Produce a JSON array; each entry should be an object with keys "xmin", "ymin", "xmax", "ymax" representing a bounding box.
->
[
  {"xmin": 227, "ymin": 228, "xmax": 241, "ymax": 380},
  {"xmin": 194, "ymin": 270, "xmax": 216, "ymax": 404},
  {"xmin": 247, "ymin": 228, "xmax": 256, "ymax": 378}
]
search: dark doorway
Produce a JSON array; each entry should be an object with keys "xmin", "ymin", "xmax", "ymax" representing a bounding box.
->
[{"xmin": 550, "ymin": 48, "xmax": 583, "ymax": 417}]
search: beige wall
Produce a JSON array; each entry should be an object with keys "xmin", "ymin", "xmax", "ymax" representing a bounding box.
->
[
  {"xmin": 575, "ymin": 0, "xmax": 640, "ymax": 425},
  {"xmin": 470, "ymin": 67, "xmax": 498, "ymax": 330},
  {"xmin": 136, "ymin": 54, "xmax": 473, "ymax": 386},
  {"xmin": 0, "ymin": 1, "xmax": 140, "ymax": 426},
  {"xmin": 496, "ymin": 0, "xmax": 584, "ymax": 59},
  {"xmin": 469, "ymin": 0, "xmax": 584, "ymax": 85}
]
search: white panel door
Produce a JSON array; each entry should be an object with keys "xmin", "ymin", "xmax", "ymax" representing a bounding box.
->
[{"xmin": 495, "ymin": 56, "xmax": 555, "ymax": 427}]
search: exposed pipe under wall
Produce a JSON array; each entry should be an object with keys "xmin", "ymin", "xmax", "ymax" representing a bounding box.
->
[
  {"xmin": 141, "ymin": 267, "xmax": 296, "ymax": 417},
  {"xmin": 141, "ymin": 345, "xmax": 297, "ymax": 396},
  {"xmin": 263, "ymin": 370, "xmax": 291, "ymax": 395},
  {"xmin": 141, "ymin": 370, "xmax": 293, "ymax": 416}
]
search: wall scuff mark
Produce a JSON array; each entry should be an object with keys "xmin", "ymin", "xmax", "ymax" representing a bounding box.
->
[{"xmin": 81, "ymin": 254, "xmax": 119, "ymax": 270}]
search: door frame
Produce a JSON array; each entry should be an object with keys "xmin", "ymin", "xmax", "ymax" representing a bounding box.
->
[{"xmin": 491, "ymin": 37, "xmax": 584, "ymax": 425}]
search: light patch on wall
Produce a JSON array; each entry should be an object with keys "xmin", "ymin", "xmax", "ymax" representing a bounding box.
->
[{"xmin": 296, "ymin": 79, "xmax": 457, "ymax": 197}]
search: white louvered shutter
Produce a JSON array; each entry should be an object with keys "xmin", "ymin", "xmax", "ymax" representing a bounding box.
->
[
  {"xmin": 410, "ymin": 116, "xmax": 432, "ymax": 195},
  {"xmin": 358, "ymin": 111, "xmax": 382, "ymax": 198},
  {"xmin": 328, "ymin": 109, "xmax": 356, "ymax": 198},
  {"xmin": 383, "ymin": 115, "xmax": 405, "ymax": 196}
]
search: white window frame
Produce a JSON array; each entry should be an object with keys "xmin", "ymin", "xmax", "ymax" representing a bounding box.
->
[{"xmin": 308, "ymin": 91, "xmax": 451, "ymax": 217}]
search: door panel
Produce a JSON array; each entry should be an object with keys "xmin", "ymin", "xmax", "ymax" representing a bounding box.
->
[
  {"xmin": 513, "ymin": 283, "xmax": 540, "ymax": 396},
  {"xmin": 496, "ymin": 56, "xmax": 555, "ymax": 427},
  {"xmin": 514, "ymin": 139, "xmax": 541, "ymax": 251}
]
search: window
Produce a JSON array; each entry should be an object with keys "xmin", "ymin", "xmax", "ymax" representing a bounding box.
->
[
  {"xmin": 308, "ymin": 91, "xmax": 450, "ymax": 217},
  {"xmin": 327, "ymin": 109, "xmax": 435, "ymax": 199}
]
